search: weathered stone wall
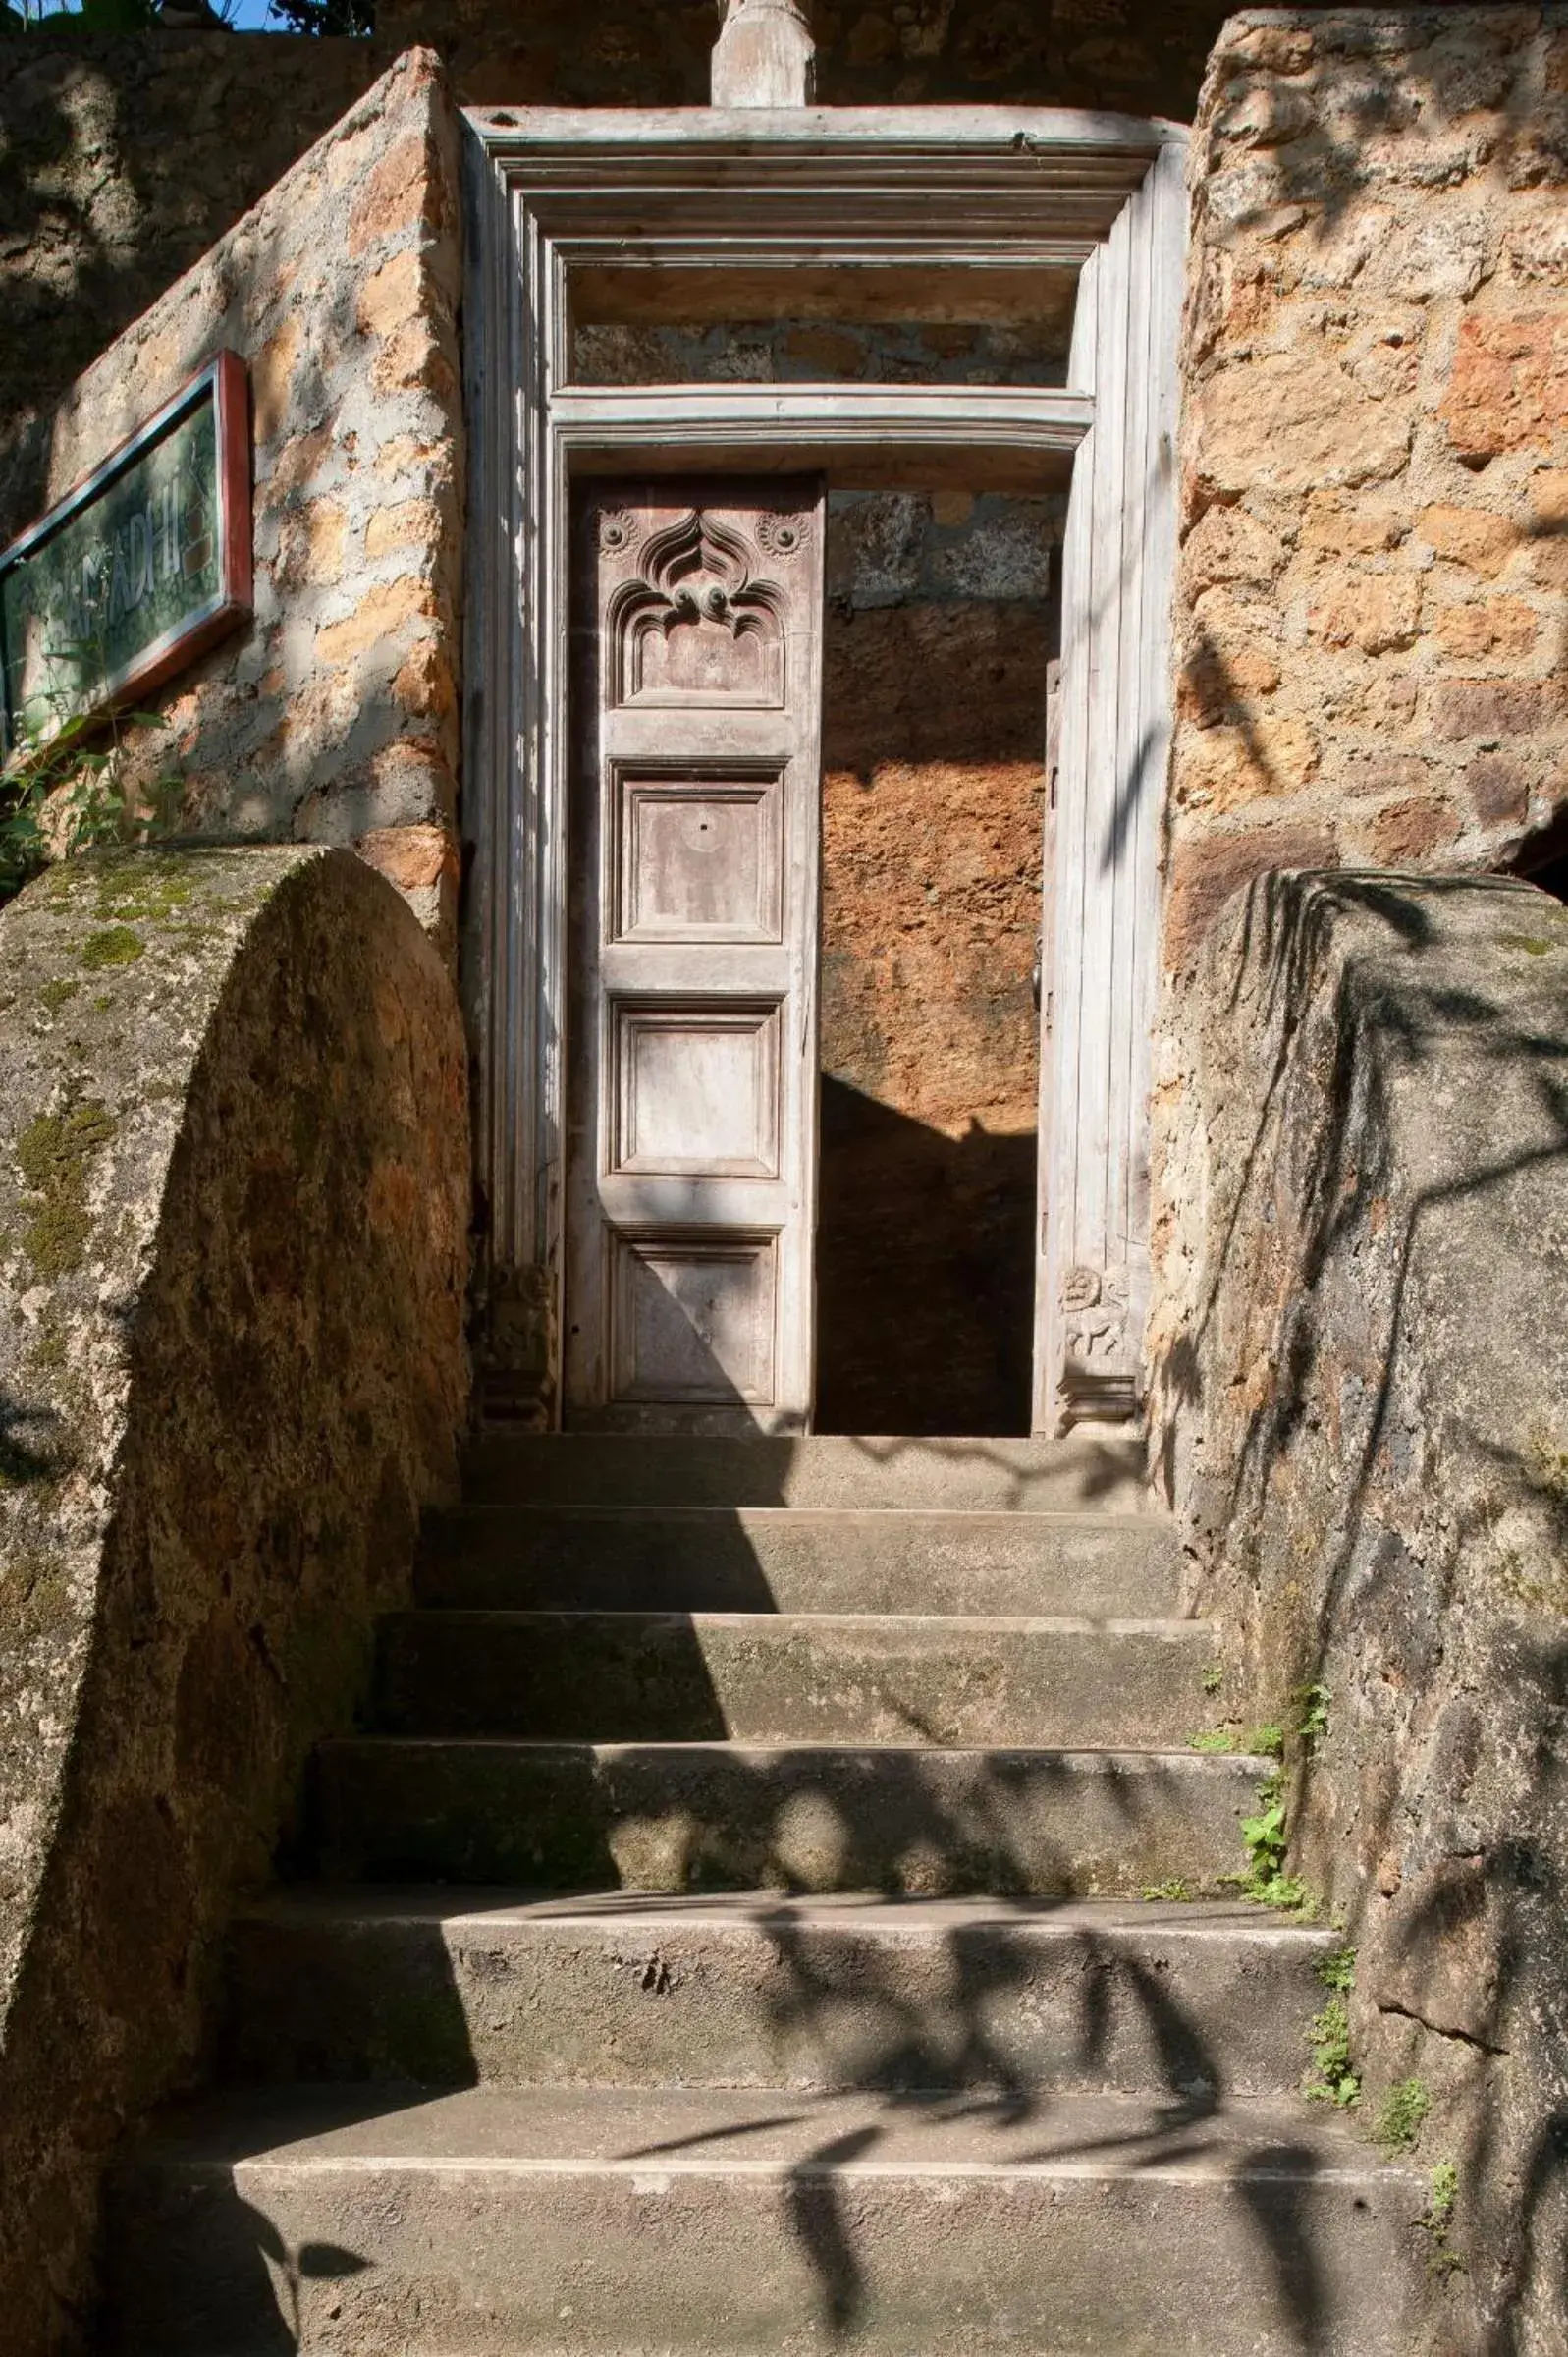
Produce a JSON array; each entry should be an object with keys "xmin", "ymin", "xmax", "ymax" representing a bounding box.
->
[
  {"xmin": 1150, "ymin": 2, "xmax": 1568, "ymax": 1389},
  {"xmin": 1167, "ymin": 870, "xmax": 1568, "ymax": 2357},
  {"xmin": 1, "ymin": 48, "xmax": 463, "ymax": 947},
  {"xmin": 0, "ymin": 844, "xmax": 468, "ymax": 2356},
  {"xmin": 0, "ymin": 4, "xmax": 1240, "ymax": 464},
  {"xmin": 0, "ymin": 30, "xmax": 381, "ymax": 471},
  {"xmin": 817, "ymin": 489, "xmax": 1054, "ymax": 1434}
]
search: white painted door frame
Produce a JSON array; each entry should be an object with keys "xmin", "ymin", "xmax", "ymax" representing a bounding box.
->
[{"xmin": 462, "ymin": 105, "xmax": 1187, "ymax": 1433}]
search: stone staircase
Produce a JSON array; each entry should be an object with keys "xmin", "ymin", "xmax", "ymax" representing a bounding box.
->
[{"xmin": 108, "ymin": 1434, "xmax": 1431, "ymax": 2354}]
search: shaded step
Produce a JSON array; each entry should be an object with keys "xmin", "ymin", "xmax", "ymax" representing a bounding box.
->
[
  {"xmin": 228, "ymin": 1890, "xmax": 1339, "ymax": 2099},
  {"xmin": 110, "ymin": 2082, "xmax": 1433, "ymax": 2357},
  {"xmin": 315, "ymin": 1738, "xmax": 1270, "ymax": 1897},
  {"xmin": 418, "ymin": 1505, "xmax": 1181, "ymax": 1617},
  {"xmin": 375, "ymin": 1610, "xmax": 1217, "ymax": 1749},
  {"xmin": 463, "ymin": 1430, "xmax": 1153, "ymax": 1512}
]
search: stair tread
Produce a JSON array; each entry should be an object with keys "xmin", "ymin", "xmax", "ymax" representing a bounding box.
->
[
  {"xmin": 128, "ymin": 2080, "xmax": 1413, "ymax": 2184},
  {"xmin": 241, "ymin": 1886, "xmax": 1330, "ymax": 1941},
  {"xmin": 384, "ymin": 1608, "xmax": 1208, "ymax": 1632},
  {"xmin": 324, "ymin": 1735, "xmax": 1273, "ymax": 1761}
]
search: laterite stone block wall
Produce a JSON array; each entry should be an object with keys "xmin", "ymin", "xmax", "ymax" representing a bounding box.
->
[
  {"xmin": 0, "ymin": 48, "xmax": 463, "ymax": 949},
  {"xmin": 1151, "ymin": 3, "xmax": 1568, "ymax": 1372}
]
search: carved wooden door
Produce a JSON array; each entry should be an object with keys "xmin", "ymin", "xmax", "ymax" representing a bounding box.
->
[{"xmin": 565, "ymin": 479, "xmax": 826, "ymax": 1432}]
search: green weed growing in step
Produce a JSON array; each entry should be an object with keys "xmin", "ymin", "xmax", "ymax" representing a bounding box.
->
[
  {"xmin": 1375, "ymin": 2076, "xmax": 1432, "ymax": 2154},
  {"xmin": 1187, "ymin": 1725, "xmax": 1285, "ymax": 1757},
  {"xmin": 1223, "ymin": 1768, "xmax": 1309, "ymax": 1912},
  {"xmin": 1141, "ymin": 1878, "xmax": 1193, "ymax": 1902},
  {"xmin": 1202, "ymin": 1662, "xmax": 1223, "ymax": 1698},
  {"xmin": 1303, "ymin": 1949, "xmax": 1360, "ymax": 2109},
  {"xmin": 1419, "ymin": 2162, "xmax": 1466, "ymax": 2277}
]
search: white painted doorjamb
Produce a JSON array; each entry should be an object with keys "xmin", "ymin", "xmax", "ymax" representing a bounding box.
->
[{"xmin": 462, "ymin": 107, "xmax": 1188, "ymax": 1428}]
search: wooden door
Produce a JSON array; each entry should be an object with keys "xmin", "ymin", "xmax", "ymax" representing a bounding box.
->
[{"xmin": 565, "ymin": 479, "xmax": 827, "ymax": 1432}]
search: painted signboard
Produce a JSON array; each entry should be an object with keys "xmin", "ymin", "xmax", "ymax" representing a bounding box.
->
[{"xmin": 0, "ymin": 350, "xmax": 251, "ymax": 763}]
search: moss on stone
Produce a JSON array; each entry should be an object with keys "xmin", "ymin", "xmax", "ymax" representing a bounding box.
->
[
  {"xmin": 79, "ymin": 926, "xmax": 144, "ymax": 972},
  {"xmin": 37, "ymin": 980, "xmax": 79, "ymax": 1014},
  {"xmin": 15, "ymin": 1102, "xmax": 118, "ymax": 1280}
]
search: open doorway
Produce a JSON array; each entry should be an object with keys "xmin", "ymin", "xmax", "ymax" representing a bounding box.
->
[{"xmin": 815, "ymin": 488, "xmax": 1058, "ymax": 1436}]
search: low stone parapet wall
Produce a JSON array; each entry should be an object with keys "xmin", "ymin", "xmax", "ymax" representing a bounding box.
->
[
  {"xmin": 0, "ymin": 844, "xmax": 468, "ymax": 2355},
  {"xmin": 1162, "ymin": 867, "xmax": 1568, "ymax": 2356}
]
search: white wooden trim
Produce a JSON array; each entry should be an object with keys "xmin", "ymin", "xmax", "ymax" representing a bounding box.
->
[
  {"xmin": 1035, "ymin": 137, "xmax": 1186, "ymax": 1434},
  {"xmin": 463, "ymin": 107, "xmax": 1188, "ymax": 1427}
]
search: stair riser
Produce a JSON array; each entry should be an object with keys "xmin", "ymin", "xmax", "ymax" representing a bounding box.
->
[
  {"xmin": 417, "ymin": 1510, "xmax": 1181, "ymax": 1618},
  {"xmin": 111, "ymin": 2163, "xmax": 1431, "ymax": 2357},
  {"xmin": 463, "ymin": 1433, "xmax": 1152, "ymax": 1512},
  {"xmin": 228, "ymin": 1915, "xmax": 1332, "ymax": 2097},
  {"xmin": 375, "ymin": 1615, "xmax": 1217, "ymax": 1749},
  {"xmin": 315, "ymin": 1743, "xmax": 1264, "ymax": 1898}
]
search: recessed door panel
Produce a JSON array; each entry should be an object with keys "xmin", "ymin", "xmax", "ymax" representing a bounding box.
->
[
  {"xmin": 618, "ymin": 773, "xmax": 783, "ymax": 943},
  {"xmin": 567, "ymin": 481, "xmax": 826, "ymax": 1432},
  {"xmin": 612, "ymin": 1002, "xmax": 781, "ymax": 1178},
  {"xmin": 612, "ymin": 1233, "xmax": 779, "ymax": 1405}
]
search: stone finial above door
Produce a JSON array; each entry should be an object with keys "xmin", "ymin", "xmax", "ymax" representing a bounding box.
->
[{"xmin": 712, "ymin": 0, "xmax": 816, "ymax": 107}]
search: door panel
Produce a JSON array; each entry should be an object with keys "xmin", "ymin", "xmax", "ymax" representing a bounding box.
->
[{"xmin": 566, "ymin": 481, "xmax": 826, "ymax": 1433}]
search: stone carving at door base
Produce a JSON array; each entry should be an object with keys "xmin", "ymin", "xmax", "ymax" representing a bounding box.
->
[{"xmin": 1060, "ymin": 1262, "xmax": 1138, "ymax": 1422}]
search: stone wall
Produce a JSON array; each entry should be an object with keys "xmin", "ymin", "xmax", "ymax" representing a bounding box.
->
[
  {"xmin": 1150, "ymin": 2, "xmax": 1568, "ymax": 1382},
  {"xmin": 1165, "ymin": 869, "xmax": 1568, "ymax": 2357},
  {"xmin": 1, "ymin": 47, "xmax": 463, "ymax": 947},
  {"xmin": 0, "ymin": 844, "xmax": 468, "ymax": 2357},
  {"xmin": 817, "ymin": 488, "xmax": 1054, "ymax": 1434},
  {"xmin": 0, "ymin": 3, "xmax": 1242, "ymax": 464}
]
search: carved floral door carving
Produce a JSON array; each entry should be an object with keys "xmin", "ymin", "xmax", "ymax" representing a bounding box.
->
[{"xmin": 565, "ymin": 480, "xmax": 827, "ymax": 1431}]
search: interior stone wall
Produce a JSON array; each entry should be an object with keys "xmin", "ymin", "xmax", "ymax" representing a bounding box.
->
[
  {"xmin": 1150, "ymin": 2, "xmax": 1568, "ymax": 1395},
  {"xmin": 816, "ymin": 488, "xmax": 1056, "ymax": 1434},
  {"xmin": 1, "ymin": 48, "xmax": 464, "ymax": 951}
]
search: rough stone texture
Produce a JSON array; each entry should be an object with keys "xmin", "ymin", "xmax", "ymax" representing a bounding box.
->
[
  {"xmin": 0, "ymin": 49, "xmax": 464, "ymax": 950},
  {"xmin": 1166, "ymin": 4, "xmax": 1568, "ymax": 966},
  {"xmin": 0, "ymin": 31, "xmax": 381, "ymax": 468},
  {"xmin": 0, "ymin": 844, "xmax": 468, "ymax": 2356},
  {"xmin": 818, "ymin": 490, "xmax": 1054, "ymax": 1436},
  {"xmin": 1150, "ymin": 1, "xmax": 1568, "ymax": 1431},
  {"xmin": 1156, "ymin": 870, "xmax": 1568, "ymax": 2357}
]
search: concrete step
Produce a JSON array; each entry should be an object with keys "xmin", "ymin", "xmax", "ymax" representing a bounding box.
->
[
  {"xmin": 374, "ymin": 1611, "xmax": 1217, "ymax": 1749},
  {"xmin": 463, "ymin": 1429, "xmax": 1153, "ymax": 1512},
  {"xmin": 109, "ymin": 2082, "xmax": 1433, "ymax": 2356},
  {"xmin": 417, "ymin": 1505, "xmax": 1181, "ymax": 1617},
  {"xmin": 314, "ymin": 1738, "xmax": 1269, "ymax": 1896},
  {"xmin": 228, "ymin": 1890, "xmax": 1339, "ymax": 2099}
]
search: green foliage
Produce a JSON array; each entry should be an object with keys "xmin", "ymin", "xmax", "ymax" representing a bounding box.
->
[
  {"xmin": 1141, "ymin": 1878, "xmax": 1193, "ymax": 1903},
  {"xmin": 1202, "ymin": 1662, "xmax": 1223, "ymax": 1697},
  {"xmin": 1187, "ymin": 1724, "xmax": 1285, "ymax": 1758},
  {"xmin": 1419, "ymin": 2161, "xmax": 1466, "ymax": 2276},
  {"xmin": 266, "ymin": 0, "xmax": 373, "ymax": 30},
  {"xmin": 1374, "ymin": 2076, "xmax": 1432, "ymax": 2154},
  {"xmin": 1303, "ymin": 1993, "xmax": 1360, "ymax": 2109},
  {"xmin": 1294, "ymin": 1681, "xmax": 1331, "ymax": 1750},
  {"xmin": 1, "ymin": 703, "xmax": 183, "ymax": 909},
  {"xmin": 1315, "ymin": 1944, "xmax": 1356, "ymax": 1996},
  {"xmin": 1223, "ymin": 1768, "xmax": 1308, "ymax": 1910}
]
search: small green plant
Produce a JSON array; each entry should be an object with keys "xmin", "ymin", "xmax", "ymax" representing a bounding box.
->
[
  {"xmin": 1419, "ymin": 2160, "xmax": 1466, "ymax": 2277},
  {"xmin": 1315, "ymin": 1944, "xmax": 1356, "ymax": 1996},
  {"xmin": 0, "ymin": 701, "xmax": 182, "ymax": 909},
  {"xmin": 1303, "ymin": 1994, "xmax": 1360, "ymax": 2108},
  {"xmin": 1294, "ymin": 1682, "xmax": 1331, "ymax": 1751},
  {"xmin": 1202, "ymin": 1662, "xmax": 1223, "ymax": 1698},
  {"xmin": 1374, "ymin": 2076, "xmax": 1432, "ymax": 2154},
  {"xmin": 1187, "ymin": 1724, "xmax": 1284, "ymax": 1758},
  {"xmin": 1224, "ymin": 1768, "xmax": 1309, "ymax": 1910},
  {"xmin": 1142, "ymin": 1878, "xmax": 1193, "ymax": 1902}
]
